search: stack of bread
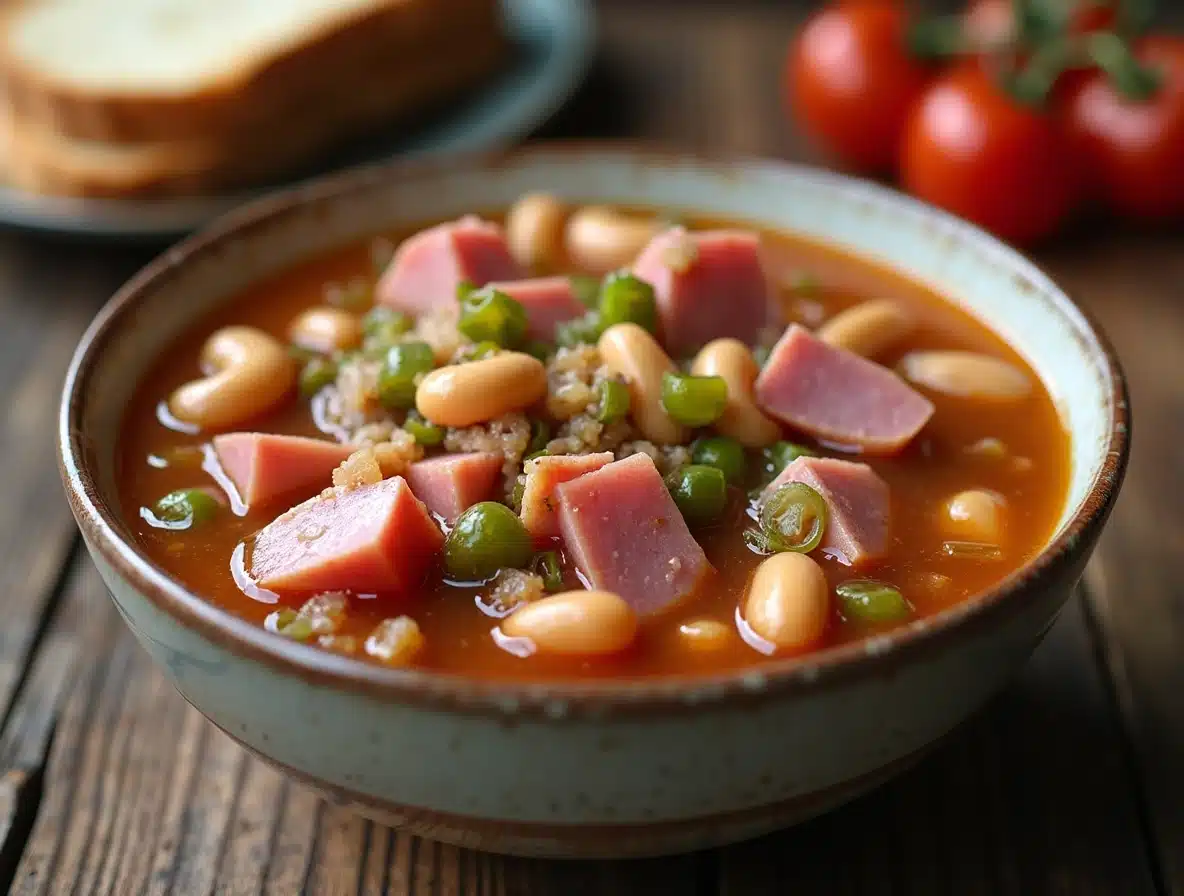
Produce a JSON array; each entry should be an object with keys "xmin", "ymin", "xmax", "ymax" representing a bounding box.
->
[{"xmin": 0, "ymin": 0, "xmax": 507, "ymax": 198}]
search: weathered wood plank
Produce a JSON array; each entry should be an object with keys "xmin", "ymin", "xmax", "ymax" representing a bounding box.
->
[
  {"xmin": 719, "ymin": 594, "xmax": 1159, "ymax": 896},
  {"xmin": 1039, "ymin": 231, "xmax": 1184, "ymax": 895}
]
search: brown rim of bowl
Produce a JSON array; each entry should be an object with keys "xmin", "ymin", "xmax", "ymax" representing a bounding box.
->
[{"xmin": 58, "ymin": 141, "xmax": 1131, "ymax": 721}]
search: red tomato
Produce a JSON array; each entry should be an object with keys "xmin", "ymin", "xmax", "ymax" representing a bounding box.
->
[
  {"xmin": 1064, "ymin": 37, "xmax": 1184, "ymax": 220},
  {"xmin": 900, "ymin": 63, "xmax": 1078, "ymax": 245},
  {"xmin": 789, "ymin": 0, "xmax": 932, "ymax": 173}
]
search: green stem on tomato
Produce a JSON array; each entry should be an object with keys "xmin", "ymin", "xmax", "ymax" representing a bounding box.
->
[{"xmin": 1087, "ymin": 31, "xmax": 1162, "ymax": 100}]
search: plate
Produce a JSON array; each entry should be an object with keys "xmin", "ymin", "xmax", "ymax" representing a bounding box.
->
[{"xmin": 0, "ymin": 0, "xmax": 595, "ymax": 239}]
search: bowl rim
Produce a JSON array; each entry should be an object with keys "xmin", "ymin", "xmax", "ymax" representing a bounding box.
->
[{"xmin": 58, "ymin": 141, "xmax": 1131, "ymax": 720}]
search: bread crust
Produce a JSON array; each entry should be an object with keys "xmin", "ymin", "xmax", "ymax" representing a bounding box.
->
[
  {"xmin": 3, "ymin": 25, "xmax": 507, "ymax": 198},
  {"xmin": 1, "ymin": 0, "xmax": 502, "ymax": 144}
]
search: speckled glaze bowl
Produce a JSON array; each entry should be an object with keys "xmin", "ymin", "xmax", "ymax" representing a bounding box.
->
[{"xmin": 59, "ymin": 145, "xmax": 1129, "ymax": 858}]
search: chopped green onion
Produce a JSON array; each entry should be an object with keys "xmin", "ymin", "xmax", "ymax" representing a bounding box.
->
[
  {"xmin": 459, "ymin": 340, "xmax": 500, "ymax": 361},
  {"xmin": 836, "ymin": 580, "xmax": 911, "ymax": 624},
  {"xmin": 529, "ymin": 419, "xmax": 551, "ymax": 454},
  {"xmin": 458, "ymin": 286, "xmax": 528, "ymax": 348},
  {"xmin": 595, "ymin": 379, "xmax": 631, "ymax": 423},
  {"xmin": 532, "ymin": 551, "xmax": 564, "ymax": 592},
  {"xmin": 570, "ymin": 275, "xmax": 601, "ymax": 308},
  {"xmin": 660, "ymin": 373, "xmax": 728, "ymax": 427},
  {"xmin": 377, "ymin": 341, "xmax": 435, "ymax": 409},
  {"xmin": 287, "ymin": 344, "xmax": 319, "ymax": 363},
  {"xmin": 692, "ymin": 436, "xmax": 746, "ymax": 484},
  {"xmin": 298, "ymin": 357, "xmax": 338, "ymax": 398},
  {"xmin": 666, "ymin": 465, "xmax": 728, "ymax": 526},
  {"xmin": 941, "ymin": 541, "xmax": 1002, "ymax": 561},
  {"xmin": 151, "ymin": 489, "xmax": 220, "ymax": 529},
  {"xmin": 403, "ymin": 409, "xmax": 445, "ymax": 446},
  {"xmin": 510, "ymin": 477, "xmax": 526, "ymax": 510},
  {"xmin": 362, "ymin": 306, "xmax": 412, "ymax": 352},
  {"xmin": 556, "ymin": 311, "xmax": 603, "ymax": 347},
  {"xmin": 757, "ymin": 482, "xmax": 827, "ymax": 553},
  {"xmin": 270, "ymin": 609, "xmax": 314, "ymax": 641},
  {"xmin": 762, "ymin": 441, "xmax": 816, "ymax": 479},
  {"xmin": 457, "ymin": 280, "xmax": 477, "ymax": 301},
  {"xmin": 598, "ymin": 271, "xmax": 658, "ymax": 333},
  {"xmin": 444, "ymin": 502, "xmax": 534, "ymax": 581}
]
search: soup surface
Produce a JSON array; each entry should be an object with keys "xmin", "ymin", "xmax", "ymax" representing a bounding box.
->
[{"xmin": 116, "ymin": 200, "xmax": 1070, "ymax": 680}]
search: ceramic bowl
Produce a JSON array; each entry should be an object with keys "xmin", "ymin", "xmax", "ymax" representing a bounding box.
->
[{"xmin": 59, "ymin": 145, "xmax": 1129, "ymax": 858}]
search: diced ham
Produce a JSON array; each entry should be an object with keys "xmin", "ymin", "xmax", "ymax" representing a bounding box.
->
[
  {"xmin": 211, "ymin": 433, "xmax": 354, "ymax": 509},
  {"xmin": 632, "ymin": 227, "xmax": 772, "ymax": 355},
  {"xmin": 520, "ymin": 452, "xmax": 614, "ymax": 539},
  {"xmin": 763, "ymin": 456, "xmax": 890, "ymax": 567},
  {"xmin": 489, "ymin": 276, "xmax": 586, "ymax": 341},
  {"xmin": 405, "ymin": 452, "xmax": 503, "ymax": 523},
  {"xmin": 376, "ymin": 216, "xmax": 523, "ymax": 316},
  {"xmin": 250, "ymin": 477, "xmax": 443, "ymax": 595},
  {"xmin": 556, "ymin": 453, "xmax": 712, "ymax": 616},
  {"xmin": 755, "ymin": 325, "xmax": 934, "ymax": 455}
]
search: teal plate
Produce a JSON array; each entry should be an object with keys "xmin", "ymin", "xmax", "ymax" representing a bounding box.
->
[{"xmin": 0, "ymin": 0, "xmax": 594, "ymax": 240}]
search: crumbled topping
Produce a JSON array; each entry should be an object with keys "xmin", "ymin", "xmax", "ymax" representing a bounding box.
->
[
  {"xmin": 332, "ymin": 431, "xmax": 423, "ymax": 490},
  {"xmin": 618, "ymin": 441, "xmax": 691, "ymax": 475},
  {"xmin": 365, "ymin": 616, "xmax": 425, "ymax": 665},
  {"xmin": 478, "ymin": 569, "xmax": 545, "ymax": 617},
  {"xmin": 445, "ymin": 412, "xmax": 532, "ymax": 488}
]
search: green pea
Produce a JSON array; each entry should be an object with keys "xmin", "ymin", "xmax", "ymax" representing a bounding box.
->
[
  {"xmin": 459, "ymin": 340, "xmax": 500, "ymax": 362},
  {"xmin": 837, "ymin": 580, "xmax": 911, "ymax": 624},
  {"xmin": 529, "ymin": 419, "xmax": 551, "ymax": 454},
  {"xmin": 444, "ymin": 502, "xmax": 534, "ymax": 581},
  {"xmin": 458, "ymin": 286, "xmax": 528, "ymax": 348},
  {"xmin": 692, "ymin": 436, "xmax": 745, "ymax": 484},
  {"xmin": 598, "ymin": 271, "xmax": 657, "ymax": 332},
  {"xmin": 362, "ymin": 306, "xmax": 412, "ymax": 352},
  {"xmin": 666, "ymin": 465, "xmax": 728, "ymax": 526},
  {"xmin": 570, "ymin": 275, "xmax": 601, "ymax": 308},
  {"xmin": 532, "ymin": 551, "xmax": 564, "ymax": 592},
  {"xmin": 660, "ymin": 373, "xmax": 728, "ymax": 427},
  {"xmin": 150, "ymin": 489, "xmax": 220, "ymax": 529},
  {"xmin": 596, "ymin": 379, "xmax": 631, "ymax": 423},
  {"xmin": 756, "ymin": 482, "xmax": 827, "ymax": 553},
  {"xmin": 556, "ymin": 311, "xmax": 603, "ymax": 347},
  {"xmin": 762, "ymin": 441, "xmax": 816, "ymax": 478},
  {"xmin": 299, "ymin": 357, "xmax": 338, "ymax": 398},
  {"xmin": 377, "ymin": 341, "xmax": 435, "ymax": 409},
  {"xmin": 525, "ymin": 339, "xmax": 553, "ymax": 361},
  {"xmin": 403, "ymin": 410, "xmax": 444, "ymax": 446}
]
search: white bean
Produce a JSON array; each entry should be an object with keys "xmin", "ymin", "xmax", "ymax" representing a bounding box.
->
[{"xmin": 565, "ymin": 206, "xmax": 660, "ymax": 274}]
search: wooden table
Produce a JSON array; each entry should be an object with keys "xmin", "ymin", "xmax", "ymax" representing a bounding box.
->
[{"xmin": 0, "ymin": 2, "xmax": 1180, "ymax": 893}]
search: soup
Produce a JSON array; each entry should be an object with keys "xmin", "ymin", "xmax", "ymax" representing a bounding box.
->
[{"xmin": 116, "ymin": 196, "xmax": 1070, "ymax": 680}]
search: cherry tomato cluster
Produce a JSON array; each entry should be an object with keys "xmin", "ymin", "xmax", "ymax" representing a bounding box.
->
[{"xmin": 788, "ymin": 0, "xmax": 1184, "ymax": 244}]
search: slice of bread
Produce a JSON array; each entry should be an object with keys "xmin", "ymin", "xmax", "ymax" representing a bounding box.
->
[
  {"xmin": 1, "ymin": 0, "xmax": 502, "ymax": 144},
  {"xmin": 2, "ymin": 25, "xmax": 506, "ymax": 197}
]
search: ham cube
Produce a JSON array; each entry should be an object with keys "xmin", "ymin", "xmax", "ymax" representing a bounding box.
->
[
  {"xmin": 376, "ymin": 216, "xmax": 523, "ymax": 316},
  {"xmin": 520, "ymin": 452, "xmax": 614, "ymax": 539},
  {"xmin": 405, "ymin": 452, "xmax": 503, "ymax": 523},
  {"xmin": 489, "ymin": 276, "xmax": 587, "ymax": 341},
  {"xmin": 632, "ymin": 228, "xmax": 772, "ymax": 355},
  {"xmin": 211, "ymin": 432, "xmax": 354, "ymax": 509},
  {"xmin": 556, "ymin": 454, "xmax": 712, "ymax": 616},
  {"xmin": 755, "ymin": 325, "xmax": 934, "ymax": 455},
  {"xmin": 763, "ymin": 457, "xmax": 890, "ymax": 567},
  {"xmin": 251, "ymin": 477, "xmax": 443, "ymax": 595}
]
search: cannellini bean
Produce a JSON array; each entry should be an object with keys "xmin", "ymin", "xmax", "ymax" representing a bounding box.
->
[
  {"xmin": 169, "ymin": 326, "xmax": 295, "ymax": 431},
  {"xmin": 288, "ymin": 306, "xmax": 363, "ymax": 354},
  {"xmin": 501, "ymin": 590, "xmax": 638, "ymax": 656},
  {"xmin": 943, "ymin": 489, "xmax": 1006, "ymax": 543},
  {"xmin": 900, "ymin": 351, "xmax": 1032, "ymax": 402},
  {"xmin": 679, "ymin": 618, "xmax": 733, "ymax": 652},
  {"xmin": 597, "ymin": 323, "xmax": 688, "ymax": 445},
  {"xmin": 565, "ymin": 206, "xmax": 661, "ymax": 274},
  {"xmin": 506, "ymin": 192, "xmax": 568, "ymax": 270},
  {"xmin": 743, "ymin": 553, "xmax": 830, "ymax": 650},
  {"xmin": 816, "ymin": 299, "xmax": 913, "ymax": 360},
  {"xmin": 690, "ymin": 338, "xmax": 781, "ymax": 448},
  {"xmin": 415, "ymin": 351, "xmax": 546, "ymax": 427}
]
